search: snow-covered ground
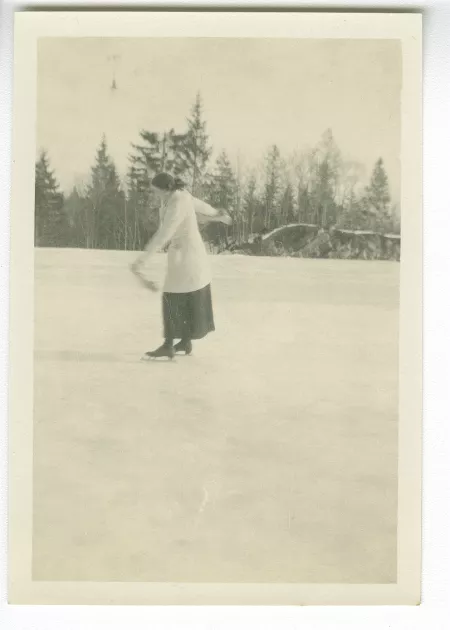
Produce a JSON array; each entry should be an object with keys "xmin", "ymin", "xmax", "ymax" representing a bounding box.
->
[{"xmin": 33, "ymin": 248, "xmax": 400, "ymax": 583}]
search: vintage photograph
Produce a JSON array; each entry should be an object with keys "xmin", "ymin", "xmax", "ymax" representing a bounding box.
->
[{"xmin": 9, "ymin": 12, "xmax": 422, "ymax": 605}]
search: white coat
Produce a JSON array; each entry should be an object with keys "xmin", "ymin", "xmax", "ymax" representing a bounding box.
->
[{"xmin": 139, "ymin": 190, "xmax": 219, "ymax": 294}]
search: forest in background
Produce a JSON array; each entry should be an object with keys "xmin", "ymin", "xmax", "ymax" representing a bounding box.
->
[{"xmin": 35, "ymin": 93, "xmax": 401, "ymax": 260}]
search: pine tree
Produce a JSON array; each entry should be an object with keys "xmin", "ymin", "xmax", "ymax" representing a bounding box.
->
[
  {"xmin": 263, "ymin": 145, "xmax": 282, "ymax": 230},
  {"xmin": 297, "ymin": 185, "xmax": 312, "ymax": 223},
  {"xmin": 178, "ymin": 93, "xmax": 212, "ymax": 195},
  {"xmin": 201, "ymin": 151, "xmax": 235, "ymax": 250},
  {"xmin": 125, "ymin": 173, "xmax": 148, "ymax": 250},
  {"xmin": 233, "ymin": 154, "xmax": 245, "ymax": 244},
  {"xmin": 63, "ymin": 186, "xmax": 89, "ymax": 247},
  {"xmin": 312, "ymin": 129, "xmax": 342, "ymax": 227},
  {"xmin": 207, "ymin": 151, "xmax": 235, "ymax": 209},
  {"xmin": 280, "ymin": 181, "xmax": 296, "ymax": 225},
  {"xmin": 243, "ymin": 172, "xmax": 260, "ymax": 239},
  {"xmin": 127, "ymin": 127, "xmax": 190, "ymax": 248},
  {"xmin": 365, "ymin": 158, "xmax": 391, "ymax": 218},
  {"xmin": 35, "ymin": 151, "xmax": 68, "ymax": 247},
  {"xmin": 85, "ymin": 136, "xmax": 126, "ymax": 250},
  {"xmin": 126, "ymin": 155, "xmax": 155, "ymax": 250},
  {"xmin": 292, "ymin": 150, "xmax": 313, "ymax": 223},
  {"xmin": 336, "ymin": 193, "xmax": 368, "ymax": 230},
  {"xmin": 130, "ymin": 128, "xmax": 188, "ymax": 180}
]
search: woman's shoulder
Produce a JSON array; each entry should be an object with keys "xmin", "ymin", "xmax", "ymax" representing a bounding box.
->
[
  {"xmin": 177, "ymin": 189, "xmax": 193, "ymax": 199},
  {"xmin": 171, "ymin": 189, "xmax": 190, "ymax": 201},
  {"xmin": 172, "ymin": 189, "xmax": 195, "ymax": 210},
  {"xmin": 166, "ymin": 190, "xmax": 185, "ymax": 207}
]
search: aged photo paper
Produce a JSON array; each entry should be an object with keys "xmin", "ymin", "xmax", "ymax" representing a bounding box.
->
[{"xmin": 9, "ymin": 11, "xmax": 422, "ymax": 605}]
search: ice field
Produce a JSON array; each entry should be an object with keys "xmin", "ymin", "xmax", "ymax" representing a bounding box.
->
[{"xmin": 33, "ymin": 248, "xmax": 400, "ymax": 583}]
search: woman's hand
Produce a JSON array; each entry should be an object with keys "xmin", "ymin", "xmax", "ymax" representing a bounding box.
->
[
  {"xmin": 141, "ymin": 279, "xmax": 159, "ymax": 292},
  {"xmin": 136, "ymin": 273, "xmax": 159, "ymax": 292},
  {"xmin": 216, "ymin": 208, "xmax": 232, "ymax": 225},
  {"xmin": 131, "ymin": 262, "xmax": 159, "ymax": 292},
  {"xmin": 130, "ymin": 260, "xmax": 143, "ymax": 274}
]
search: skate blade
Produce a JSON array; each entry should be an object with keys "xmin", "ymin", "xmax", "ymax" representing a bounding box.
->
[{"xmin": 140, "ymin": 354, "xmax": 175, "ymax": 362}]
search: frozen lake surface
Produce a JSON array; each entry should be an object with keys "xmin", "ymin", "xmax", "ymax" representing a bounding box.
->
[{"xmin": 33, "ymin": 248, "xmax": 399, "ymax": 583}]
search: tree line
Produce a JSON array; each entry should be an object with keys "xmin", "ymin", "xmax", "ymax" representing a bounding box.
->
[{"xmin": 35, "ymin": 92, "xmax": 400, "ymax": 253}]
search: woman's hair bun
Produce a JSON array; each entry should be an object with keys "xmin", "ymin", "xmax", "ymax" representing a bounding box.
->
[
  {"xmin": 173, "ymin": 177, "xmax": 186, "ymax": 190},
  {"xmin": 151, "ymin": 172, "xmax": 186, "ymax": 192}
]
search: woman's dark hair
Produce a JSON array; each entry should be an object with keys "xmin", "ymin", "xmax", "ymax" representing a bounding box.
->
[{"xmin": 151, "ymin": 172, "xmax": 186, "ymax": 192}]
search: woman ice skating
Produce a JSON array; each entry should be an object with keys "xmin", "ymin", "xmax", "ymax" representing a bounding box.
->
[{"xmin": 131, "ymin": 172, "xmax": 232, "ymax": 360}]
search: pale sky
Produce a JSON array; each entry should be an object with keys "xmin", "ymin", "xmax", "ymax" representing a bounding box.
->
[{"xmin": 37, "ymin": 38, "xmax": 401, "ymax": 201}]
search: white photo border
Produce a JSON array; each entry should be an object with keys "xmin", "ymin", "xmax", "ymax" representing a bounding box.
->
[{"xmin": 8, "ymin": 10, "xmax": 422, "ymax": 606}]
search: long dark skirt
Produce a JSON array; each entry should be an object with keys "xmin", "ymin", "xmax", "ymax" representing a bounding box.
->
[{"xmin": 162, "ymin": 284, "xmax": 215, "ymax": 341}]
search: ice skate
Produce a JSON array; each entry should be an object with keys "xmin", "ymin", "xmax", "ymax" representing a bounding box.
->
[
  {"xmin": 142, "ymin": 343, "xmax": 175, "ymax": 361},
  {"xmin": 174, "ymin": 340, "xmax": 193, "ymax": 355}
]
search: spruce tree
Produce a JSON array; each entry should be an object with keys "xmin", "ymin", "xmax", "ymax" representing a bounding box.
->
[
  {"xmin": 127, "ymin": 127, "xmax": 189, "ymax": 248},
  {"xmin": 126, "ymin": 157, "xmax": 154, "ymax": 250},
  {"xmin": 130, "ymin": 128, "xmax": 188, "ymax": 180},
  {"xmin": 208, "ymin": 151, "xmax": 235, "ymax": 209},
  {"xmin": 312, "ymin": 129, "xmax": 342, "ymax": 227},
  {"xmin": 280, "ymin": 181, "xmax": 296, "ymax": 225},
  {"xmin": 203, "ymin": 151, "xmax": 236, "ymax": 250},
  {"xmin": 34, "ymin": 151, "xmax": 68, "ymax": 247},
  {"xmin": 178, "ymin": 92, "xmax": 212, "ymax": 195},
  {"xmin": 365, "ymin": 158, "xmax": 391, "ymax": 217},
  {"xmin": 243, "ymin": 172, "xmax": 260, "ymax": 238},
  {"xmin": 63, "ymin": 186, "xmax": 88, "ymax": 248},
  {"xmin": 263, "ymin": 145, "xmax": 282, "ymax": 230},
  {"xmin": 85, "ymin": 136, "xmax": 125, "ymax": 250}
]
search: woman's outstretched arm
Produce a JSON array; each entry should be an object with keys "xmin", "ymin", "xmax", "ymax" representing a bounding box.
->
[
  {"xmin": 132, "ymin": 197, "xmax": 186, "ymax": 268},
  {"xmin": 192, "ymin": 197, "xmax": 232, "ymax": 225}
]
